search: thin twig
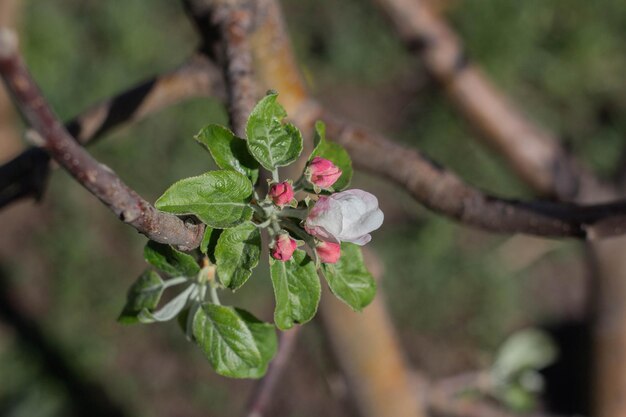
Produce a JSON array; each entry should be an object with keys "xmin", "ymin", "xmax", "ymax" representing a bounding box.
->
[
  {"xmin": 245, "ymin": 327, "xmax": 300, "ymax": 417},
  {"xmin": 0, "ymin": 29, "xmax": 204, "ymax": 249},
  {"xmin": 0, "ymin": 53, "xmax": 222, "ymax": 208}
]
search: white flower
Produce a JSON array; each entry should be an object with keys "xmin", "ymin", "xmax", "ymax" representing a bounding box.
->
[{"xmin": 304, "ymin": 189, "xmax": 384, "ymax": 245}]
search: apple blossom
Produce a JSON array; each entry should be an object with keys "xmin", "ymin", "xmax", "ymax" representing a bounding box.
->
[
  {"xmin": 304, "ymin": 189, "xmax": 384, "ymax": 246},
  {"xmin": 306, "ymin": 157, "xmax": 342, "ymax": 189},
  {"xmin": 268, "ymin": 181, "xmax": 294, "ymax": 207},
  {"xmin": 316, "ymin": 241, "xmax": 341, "ymax": 264},
  {"xmin": 271, "ymin": 233, "xmax": 297, "ymax": 261}
]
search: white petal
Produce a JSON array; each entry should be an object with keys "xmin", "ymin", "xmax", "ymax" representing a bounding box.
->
[
  {"xmin": 306, "ymin": 189, "xmax": 384, "ymax": 245},
  {"xmin": 306, "ymin": 197, "xmax": 343, "ymax": 239},
  {"xmin": 336, "ymin": 191, "xmax": 383, "ymax": 241},
  {"xmin": 343, "ymin": 234, "xmax": 371, "ymax": 246}
]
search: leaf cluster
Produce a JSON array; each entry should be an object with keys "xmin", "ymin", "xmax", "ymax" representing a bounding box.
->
[{"xmin": 119, "ymin": 93, "xmax": 375, "ymax": 378}]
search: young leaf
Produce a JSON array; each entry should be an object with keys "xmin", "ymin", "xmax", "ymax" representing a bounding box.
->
[
  {"xmin": 215, "ymin": 222, "xmax": 261, "ymax": 289},
  {"xmin": 309, "ymin": 121, "xmax": 353, "ymax": 191},
  {"xmin": 192, "ymin": 304, "xmax": 277, "ymax": 378},
  {"xmin": 246, "ymin": 93, "xmax": 303, "ymax": 170},
  {"xmin": 118, "ymin": 270, "xmax": 165, "ymax": 324},
  {"xmin": 321, "ymin": 243, "xmax": 376, "ymax": 311},
  {"xmin": 195, "ymin": 124, "xmax": 259, "ymax": 184},
  {"xmin": 155, "ymin": 171, "xmax": 253, "ymax": 228},
  {"xmin": 144, "ymin": 241, "xmax": 200, "ymax": 277},
  {"xmin": 270, "ymin": 249, "xmax": 321, "ymax": 330},
  {"xmin": 138, "ymin": 284, "xmax": 196, "ymax": 323}
]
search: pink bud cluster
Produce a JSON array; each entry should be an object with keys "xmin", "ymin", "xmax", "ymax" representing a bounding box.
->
[{"xmin": 267, "ymin": 157, "xmax": 382, "ymax": 264}]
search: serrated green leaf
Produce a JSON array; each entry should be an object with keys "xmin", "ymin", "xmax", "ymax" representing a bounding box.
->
[
  {"xmin": 118, "ymin": 270, "xmax": 165, "ymax": 324},
  {"xmin": 309, "ymin": 121, "xmax": 353, "ymax": 191},
  {"xmin": 215, "ymin": 222, "xmax": 261, "ymax": 289},
  {"xmin": 270, "ymin": 250, "xmax": 321, "ymax": 330},
  {"xmin": 155, "ymin": 171, "xmax": 253, "ymax": 228},
  {"xmin": 144, "ymin": 241, "xmax": 200, "ymax": 277},
  {"xmin": 246, "ymin": 93, "xmax": 303, "ymax": 170},
  {"xmin": 195, "ymin": 124, "xmax": 259, "ymax": 184},
  {"xmin": 138, "ymin": 284, "xmax": 196, "ymax": 323},
  {"xmin": 322, "ymin": 243, "xmax": 376, "ymax": 311},
  {"xmin": 192, "ymin": 304, "xmax": 277, "ymax": 378}
]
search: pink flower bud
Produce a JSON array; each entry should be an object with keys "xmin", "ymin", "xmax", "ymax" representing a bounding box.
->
[
  {"xmin": 306, "ymin": 157, "xmax": 342, "ymax": 189},
  {"xmin": 271, "ymin": 234, "xmax": 297, "ymax": 261},
  {"xmin": 268, "ymin": 181, "xmax": 294, "ymax": 207},
  {"xmin": 316, "ymin": 241, "xmax": 341, "ymax": 264}
]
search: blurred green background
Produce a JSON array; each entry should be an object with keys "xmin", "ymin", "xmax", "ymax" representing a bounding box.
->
[{"xmin": 1, "ymin": 0, "xmax": 624, "ymax": 415}]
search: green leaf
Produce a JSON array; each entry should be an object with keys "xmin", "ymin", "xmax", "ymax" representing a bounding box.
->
[
  {"xmin": 322, "ymin": 243, "xmax": 376, "ymax": 311},
  {"xmin": 118, "ymin": 270, "xmax": 165, "ymax": 324},
  {"xmin": 309, "ymin": 121, "xmax": 353, "ymax": 191},
  {"xmin": 195, "ymin": 124, "xmax": 259, "ymax": 184},
  {"xmin": 246, "ymin": 93, "xmax": 303, "ymax": 170},
  {"xmin": 192, "ymin": 304, "xmax": 277, "ymax": 378},
  {"xmin": 144, "ymin": 241, "xmax": 200, "ymax": 277},
  {"xmin": 201, "ymin": 228, "xmax": 222, "ymax": 263},
  {"xmin": 270, "ymin": 249, "xmax": 321, "ymax": 330},
  {"xmin": 200, "ymin": 227, "xmax": 213, "ymax": 254},
  {"xmin": 138, "ymin": 284, "xmax": 196, "ymax": 323},
  {"xmin": 155, "ymin": 171, "xmax": 253, "ymax": 228},
  {"xmin": 215, "ymin": 222, "xmax": 261, "ymax": 289}
]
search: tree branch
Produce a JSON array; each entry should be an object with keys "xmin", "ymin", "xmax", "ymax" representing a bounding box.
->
[
  {"xmin": 217, "ymin": 0, "xmax": 626, "ymax": 240},
  {"xmin": 371, "ymin": 0, "xmax": 612, "ymax": 202},
  {"xmin": 6, "ymin": 2, "xmax": 626, "ymax": 241},
  {"xmin": 0, "ymin": 52, "xmax": 223, "ymax": 209},
  {"xmin": 0, "ymin": 29, "xmax": 204, "ymax": 249},
  {"xmin": 184, "ymin": 0, "xmax": 257, "ymax": 137}
]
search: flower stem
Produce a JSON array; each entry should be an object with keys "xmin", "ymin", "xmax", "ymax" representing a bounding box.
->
[
  {"xmin": 278, "ymin": 207, "xmax": 307, "ymax": 220},
  {"xmin": 210, "ymin": 285, "xmax": 221, "ymax": 305},
  {"xmin": 163, "ymin": 276, "xmax": 188, "ymax": 288}
]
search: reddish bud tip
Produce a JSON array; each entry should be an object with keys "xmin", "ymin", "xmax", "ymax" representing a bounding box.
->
[
  {"xmin": 316, "ymin": 241, "xmax": 341, "ymax": 264},
  {"xmin": 268, "ymin": 181, "xmax": 295, "ymax": 207},
  {"xmin": 307, "ymin": 157, "xmax": 342, "ymax": 189},
  {"xmin": 271, "ymin": 234, "xmax": 297, "ymax": 261}
]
